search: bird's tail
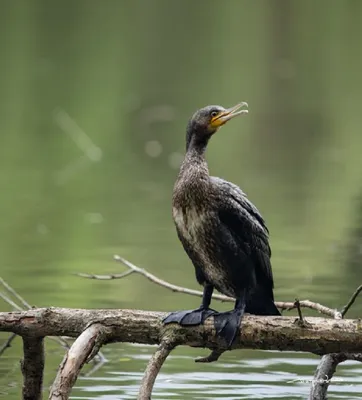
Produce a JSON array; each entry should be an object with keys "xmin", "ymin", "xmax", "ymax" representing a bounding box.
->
[
  {"xmin": 246, "ymin": 299, "xmax": 281, "ymax": 316},
  {"xmin": 245, "ymin": 287, "xmax": 281, "ymax": 316}
]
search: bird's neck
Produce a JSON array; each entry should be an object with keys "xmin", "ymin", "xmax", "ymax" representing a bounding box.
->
[
  {"xmin": 176, "ymin": 140, "xmax": 210, "ymax": 193},
  {"xmin": 173, "ymin": 131, "xmax": 211, "ymax": 207},
  {"xmin": 186, "ymin": 133, "xmax": 209, "ymax": 155},
  {"xmin": 182, "ymin": 137, "xmax": 209, "ymax": 173}
]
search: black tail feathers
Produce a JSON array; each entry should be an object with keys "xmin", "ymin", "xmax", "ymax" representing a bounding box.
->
[{"xmin": 245, "ymin": 286, "xmax": 281, "ymax": 316}]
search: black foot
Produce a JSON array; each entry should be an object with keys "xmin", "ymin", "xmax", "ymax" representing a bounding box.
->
[
  {"xmin": 163, "ymin": 307, "xmax": 216, "ymax": 326},
  {"xmin": 213, "ymin": 309, "xmax": 243, "ymax": 348}
]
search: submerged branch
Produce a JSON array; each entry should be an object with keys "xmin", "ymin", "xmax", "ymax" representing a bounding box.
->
[
  {"xmin": 49, "ymin": 324, "xmax": 107, "ymax": 400},
  {"xmin": 309, "ymin": 353, "xmax": 362, "ymax": 400},
  {"xmin": 309, "ymin": 283, "xmax": 362, "ymax": 400},
  {"xmin": 138, "ymin": 340, "xmax": 175, "ymax": 400},
  {"xmin": 21, "ymin": 336, "xmax": 44, "ymax": 400}
]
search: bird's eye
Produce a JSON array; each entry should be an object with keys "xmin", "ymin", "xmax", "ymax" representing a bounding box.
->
[{"xmin": 210, "ymin": 111, "xmax": 219, "ymax": 118}]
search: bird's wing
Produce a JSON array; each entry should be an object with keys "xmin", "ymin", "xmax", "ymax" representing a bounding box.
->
[{"xmin": 211, "ymin": 177, "xmax": 274, "ymax": 293}]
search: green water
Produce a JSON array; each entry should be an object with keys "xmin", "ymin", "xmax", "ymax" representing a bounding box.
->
[{"xmin": 1, "ymin": 1, "xmax": 362, "ymax": 398}]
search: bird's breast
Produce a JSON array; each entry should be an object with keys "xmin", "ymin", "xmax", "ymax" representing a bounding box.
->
[{"xmin": 173, "ymin": 206, "xmax": 208, "ymax": 242}]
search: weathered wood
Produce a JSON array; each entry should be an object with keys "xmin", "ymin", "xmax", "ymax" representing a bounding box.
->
[
  {"xmin": 49, "ymin": 324, "xmax": 106, "ymax": 400},
  {"xmin": 138, "ymin": 341, "xmax": 175, "ymax": 400},
  {"xmin": 309, "ymin": 353, "xmax": 362, "ymax": 400},
  {"xmin": 1, "ymin": 307, "xmax": 362, "ymax": 354},
  {"xmin": 21, "ymin": 336, "xmax": 44, "ymax": 400}
]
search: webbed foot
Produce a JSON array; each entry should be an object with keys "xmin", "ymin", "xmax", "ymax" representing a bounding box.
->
[
  {"xmin": 213, "ymin": 309, "xmax": 244, "ymax": 348},
  {"xmin": 163, "ymin": 307, "xmax": 217, "ymax": 326}
]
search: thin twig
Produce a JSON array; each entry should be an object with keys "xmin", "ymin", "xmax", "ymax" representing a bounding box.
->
[
  {"xmin": 293, "ymin": 299, "xmax": 311, "ymax": 328},
  {"xmin": 82, "ymin": 356, "xmax": 107, "ymax": 377},
  {"xmin": 0, "ymin": 280, "xmax": 107, "ymax": 364},
  {"xmin": 295, "ymin": 299, "xmax": 303, "ymax": 321},
  {"xmin": 114, "ymin": 255, "xmax": 225, "ymax": 299},
  {"xmin": 0, "ymin": 291, "xmax": 23, "ymax": 311},
  {"xmin": 0, "ymin": 278, "xmax": 31, "ymax": 309},
  {"xmin": 138, "ymin": 340, "xmax": 175, "ymax": 400},
  {"xmin": 0, "ymin": 333, "xmax": 17, "ymax": 356},
  {"xmin": 77, "ymin": 255, "xmax": 343, "ymax": 318},
  {"xmin": 340, "ymin": 284, "xmax": 362, "ymax": 317},
  {"xmin": 280, "ymin": 300, "xmax": 342, "ymax": 319},
  {"xmin": 76, "ymin": 269, "xmax": 134, "ymax": 280}
]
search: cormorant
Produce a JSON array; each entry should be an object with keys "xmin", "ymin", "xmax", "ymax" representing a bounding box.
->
[{"xmin": 163, "ymin": 102, "xmax": 280, "ymax": 347}]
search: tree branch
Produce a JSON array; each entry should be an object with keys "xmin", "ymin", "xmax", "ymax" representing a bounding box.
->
[
  {"xmin": 138, "ymin": 340, "xmax": 175, "ymax": 400},
  {"xmin": 0, "ymin": 332, "xmax": 17, "ymax": 356},
  {"xmin": 0, "ymin": 278, "xmax": 31, "ymax": 309},
  {"xmin": 2, "ymin": 266, "xmax": 361, "ymax": 399},
  {"xmin": 309, "ymin": 353, "xmax": 362, "ymax": 400},
  {"xmin": 308, "ymin": 283, "xmax": 362, "ymax": 400},
  {"xmin": 0, "ymin": 278, "xmax": 105, "ymax": 368},
  {"xmin": 340, "ymin": 284, "xmax": 362, "ymax": 317},
  {"xmin": 21, "ymin": 336, "xmax": 44, "ymax": 400},
  {"xmin": 49, "ymin": 324, "xmax": 107, "ymax": 400},
  {"xmin": 0, "ymin": 308, "xmax": 361, "ymax": 354},
  {"xmin": 76, "ymin": 255, "xmax": 342, "ymax": 319}
]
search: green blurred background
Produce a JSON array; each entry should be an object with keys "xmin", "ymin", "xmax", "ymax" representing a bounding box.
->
[{"xmin": 1, "ymin": 0, "xmax": 362, "ymax": 399}]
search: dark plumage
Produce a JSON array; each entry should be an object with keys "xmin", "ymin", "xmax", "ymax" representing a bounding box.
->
[{"xmin": 163, "ymin": 103, "xmax": 280, "ymax": 347}]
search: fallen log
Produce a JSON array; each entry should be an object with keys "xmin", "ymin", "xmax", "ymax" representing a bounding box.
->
[
  {"xmin": 1, "ymin": 307, "xmax": 362, "ymax": 399},
  {"xmin": 1, "ymin": 307, "xmax": 362, "ymax": 353}
]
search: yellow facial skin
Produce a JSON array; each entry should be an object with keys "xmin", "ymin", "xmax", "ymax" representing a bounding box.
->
[{"xmin": 209, "ymin": 102, "xmax": 248, "ymax": 130}]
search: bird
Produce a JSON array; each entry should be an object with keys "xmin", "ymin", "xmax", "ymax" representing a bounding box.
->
[{"xmin": 163, "ymin": 102, "xmax": 280, "ymax": 347}]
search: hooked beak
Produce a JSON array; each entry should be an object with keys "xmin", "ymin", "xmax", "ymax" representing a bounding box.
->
[{"xmin": 215, "ymin": 102, "xmax": 248, "ymax": 125}]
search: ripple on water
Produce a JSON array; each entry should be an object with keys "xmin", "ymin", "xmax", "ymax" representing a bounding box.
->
[{"xmin": 71, "ymin": 347, "xmax": 362, "ymax": 400}]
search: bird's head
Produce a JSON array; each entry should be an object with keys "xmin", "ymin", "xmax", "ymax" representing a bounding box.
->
[{"xmin": 186, "ymin": 102, "xmax": 248, "ymax": 150}]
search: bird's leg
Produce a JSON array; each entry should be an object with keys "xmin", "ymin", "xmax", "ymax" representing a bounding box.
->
[
  {"xmin": 213, "ymin": 289, "xmax": 247, "ymax": 348},
  {"xmin": 163, "ymin": 283, "xmax": 217, "ymax": 326}
]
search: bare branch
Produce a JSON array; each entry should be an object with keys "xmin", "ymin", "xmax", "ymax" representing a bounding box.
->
[
  {"xmin": 49, "ymin": 324, "xmax": 107, "ymax": 400},
  {"xmin": 76, "ymin": 269, "xmax": 134, "ymax": 280},
  {"xmin": 0, "ymin": 278, "xmax": 31, "ymax": 309},
  {"xmin": 82, "ymin": 356, "xmax": 107, "ymax": 377},
  {"xmin": 293, "ymin": 299, "xmax": 311, "ymax": 328},
  {"xmin": 278, "ymin": 300, "xmax": 342, "ymax": 319},
  {"xmin": 138, "ymin": 341, "xmax": 175, "ymax": 400},
  {"xmin": 295, "ymin": 299, "xmax": 304, "ymax": 322},
  {"xmin": 0, "ymin": 291, "xmax": 23, "ymax": 311},
  {"xmin": 340, "ymin": 284, "xmax": 362, "ymax": 317},
  {"xmin": 310, "ymin": 283, "xmax": 362, "ymax": 399},
  {"xmin": 113, "ymin": 255, "xmax": 224, "ymax": 300},
  {"xmin": 0, "ymin": 281, "xmax": 106, "ymax": 363},
  {"xmin": 21, "ymin": 336, "xmax": 44, "ymax": 400},
  {"xmin": 309, "ymin": 353, "xmax": 362, "ymax": 400},
  {"xmin": 77, "ymin": 255, "xmax": 343, "ymax": 318},
  {"xmin": 1, "ymin": 308, "xmax": 362, "ymax": 354},
  {"xmin": 0, "ymin": 333, "xmax": 17, "ymax": 356},
  {"xmin": 47, "ymin": 336, "xmax": 71, "ymax": 350}
]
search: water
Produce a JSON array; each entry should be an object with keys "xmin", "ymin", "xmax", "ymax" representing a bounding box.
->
[
  {"xmin": 2, "ymin": 345, "xmax": 362, "ymax": 399},
  {"xmin": 1, "ymin": 1, "xmax": 362, "ymax": 399}
]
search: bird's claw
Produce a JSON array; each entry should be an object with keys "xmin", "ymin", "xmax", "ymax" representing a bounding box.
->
[
  {"xmin": 213, "ymin": 309, "xmax": 243, "ymax": 348},
  {"xmin": 163, "ymin": 307, "xmax": 216, "ymax": 326}
]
